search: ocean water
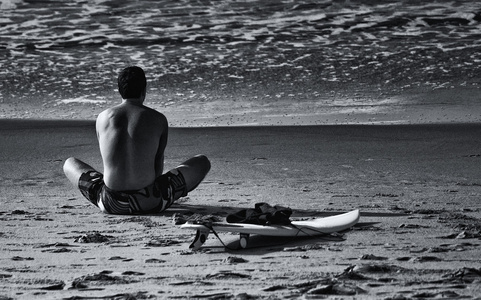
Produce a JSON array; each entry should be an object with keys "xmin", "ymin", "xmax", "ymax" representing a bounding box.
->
[{"xmin": 1, "ymin": 0, "xmax": 480, "ymax": 125}]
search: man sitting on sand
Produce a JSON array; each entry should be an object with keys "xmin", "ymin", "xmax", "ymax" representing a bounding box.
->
[{"xmin": 63, "ymin": 66, "xmax": 211, "ymax": 214}]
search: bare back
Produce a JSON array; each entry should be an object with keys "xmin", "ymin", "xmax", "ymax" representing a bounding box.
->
[{"xmin": 96, "ymin": 102, "xmax": 168, "ymax": 191}]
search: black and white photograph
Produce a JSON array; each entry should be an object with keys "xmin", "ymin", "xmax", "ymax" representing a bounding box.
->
[{"xmin": 1, "ymin": 0, "xmax": 481, "ymax": 298}]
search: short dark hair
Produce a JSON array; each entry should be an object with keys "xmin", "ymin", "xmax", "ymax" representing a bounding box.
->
[{"xmin": 118, "ymin": 66, "xmax": 147, "ymax": 99}]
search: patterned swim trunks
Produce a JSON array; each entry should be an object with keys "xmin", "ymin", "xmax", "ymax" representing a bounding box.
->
[{"xmin": 78, "ymin": 169, "xmax": 187, "ymax": 215}]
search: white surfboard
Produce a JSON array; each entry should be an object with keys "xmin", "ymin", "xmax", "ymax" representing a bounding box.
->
[{"xmin": 181, "ymin": 209, "xmax": 360, "ymax": 249}]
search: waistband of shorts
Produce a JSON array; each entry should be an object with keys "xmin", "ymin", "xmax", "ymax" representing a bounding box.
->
[{"xmin": 103, "ymin": 184, "xmax": 152, "ymax": 195}]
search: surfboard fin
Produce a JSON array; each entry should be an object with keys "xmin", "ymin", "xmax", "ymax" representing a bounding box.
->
[
  {"xmin": 189, "ymin": 228, "xmax": 209, "ymax": 250},
  {"xmin": 239, "ymin": 233, "xmax": 250, "ymax": 249}
]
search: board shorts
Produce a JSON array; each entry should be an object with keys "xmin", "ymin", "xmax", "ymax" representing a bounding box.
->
[{"xmin": 78, "ymin": 169, "xmax": 187, "ymax": 215}]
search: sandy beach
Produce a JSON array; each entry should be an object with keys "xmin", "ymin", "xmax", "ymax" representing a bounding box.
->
[
  {"xmin": 1, "ymin": 0, "xmax": 481, "ymax": 298},
  {"xmin": 1, "ymin": 119, "xmax": 480, "ymax": 299}
]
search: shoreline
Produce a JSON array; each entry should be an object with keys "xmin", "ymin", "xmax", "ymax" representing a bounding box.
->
[
  {"xmin": 2, "ymin": 85, "xmax": 481, "ymax": 126},
  {"xmin": 1, "ymin": 115, "xmax": 481, "ymax": 129},
  {"xmin": 1, "ymin": 119, "xmax": 481, "ymax": 299}
]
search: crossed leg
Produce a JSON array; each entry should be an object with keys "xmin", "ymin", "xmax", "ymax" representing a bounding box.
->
[
  {"xmin": 173, "ymin": 155, "xmax": 211, "ymax": 194},
  {"xmin": 63, "ymin": 157, "xmax": 97, "ymax": 188},
  {"xmin": 63, "ymin": 155, "xmax": 211, "ymax": 194}
]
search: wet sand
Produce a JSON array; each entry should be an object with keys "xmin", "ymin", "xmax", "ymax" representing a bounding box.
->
[{"xmin": 1, "ymin": 120, "xmax": 481, "ymax": 299}]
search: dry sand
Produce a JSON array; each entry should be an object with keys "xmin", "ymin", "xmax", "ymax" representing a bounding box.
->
[{"xmin": 1, "ymin": 119, "xmax": 481, "ymax": 299}]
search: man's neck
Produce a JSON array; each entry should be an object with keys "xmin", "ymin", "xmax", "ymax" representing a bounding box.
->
[{"xmin": 122, "ymin": 98, "xmax": 144, "ymax": 107}]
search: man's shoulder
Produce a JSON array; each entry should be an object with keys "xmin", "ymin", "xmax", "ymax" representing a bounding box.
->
[
  {"xmin": 142, "ymin": 106, "xmax": 167, "ymax": 124},
  {"xmin": 96, "ymin": 108, "xmax": 113, "ymax": 122},
  {"xmin": 144, "ymin": 105, "xmax": 165, "ymax": 117},
  {"xmin": 96, "ymin": 107, "xmax": 120, "ymax": 123}
]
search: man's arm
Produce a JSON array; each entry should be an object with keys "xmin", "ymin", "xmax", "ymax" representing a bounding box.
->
[
  {"xmin": 95, "ymin": 110, "xmax": 106, "ymax": 140},
  {"xmin": 154, "ymin": 114, "xmax": 168, "ymax": 177}
]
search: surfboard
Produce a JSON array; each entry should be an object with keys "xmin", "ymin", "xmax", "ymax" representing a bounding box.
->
[{"xmin": 181, "ymin": 209, "xmax": 360, "ymax": 250}]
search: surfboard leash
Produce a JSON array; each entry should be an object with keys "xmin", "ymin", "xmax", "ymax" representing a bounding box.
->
[
  {"xmin": 291, "ymin": 224, "xmax": 348, "ymax": 240},
  {"xmin": 203, "ymin": 224, "xmax": 239, "ymax": 251},
  {"xmin": 202, "ymin": 223, "xmax": 343, "ymax": 251}
]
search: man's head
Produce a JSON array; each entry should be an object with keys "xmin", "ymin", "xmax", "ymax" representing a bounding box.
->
[{"xmin": 118, "ymin": 66, "xmax": 147, "ymax": 100}]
